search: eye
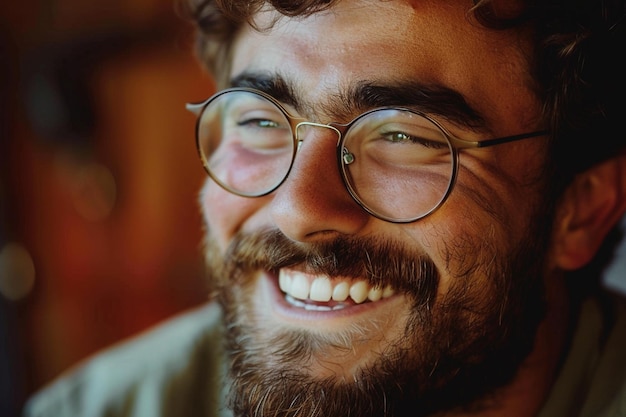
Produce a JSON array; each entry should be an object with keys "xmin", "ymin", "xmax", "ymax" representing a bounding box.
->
[
  {"xmin": 228, "ymin": 108, "xmax": 292, "ymax": 151},
  {"xmin": 235, "ymin": 106, "xmax": 288, "ymax": 130},
  {"xmin": 381, "ymin": 130, "xmax": 448, "ymax": 149},
  {"xmin": 238, "ymin": 118, "xmax": 282, "ymax": 129},
  {"xmin": 387, "ymin": 132, "xmax": 411, "ymax": 143}
]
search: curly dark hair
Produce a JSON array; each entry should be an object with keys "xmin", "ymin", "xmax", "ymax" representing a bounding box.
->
[{"xmin": 180, "ymin": 0, "xmax": 625, "ymax": 195}]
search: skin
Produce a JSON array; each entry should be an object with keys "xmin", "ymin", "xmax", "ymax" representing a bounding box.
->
[{"xmin": 199, "ymin": 0, "xmax": 626, "ymax": 415}]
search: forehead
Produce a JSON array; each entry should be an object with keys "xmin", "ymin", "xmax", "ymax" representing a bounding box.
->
[{"xmin": 229, "ymin": 0, "xmax": 539, "ymax": 131}]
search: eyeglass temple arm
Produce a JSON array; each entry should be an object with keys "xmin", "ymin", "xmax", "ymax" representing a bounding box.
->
[
  {"xmin": 186, "ymin": 102, "xmax": 206, "ymax": 116},
  {"xmin": 450, "ymin": 129, "xmax": 548, "ymax": 149}
]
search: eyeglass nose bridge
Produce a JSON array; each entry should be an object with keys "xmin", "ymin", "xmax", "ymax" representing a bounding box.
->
[
  {"xmin": 294, "ymin": 121, "xmax": 358, "ymax": 167},
  {"xmin": 294, "ymin": 122, "xmax": 343, "ymax": 150}
]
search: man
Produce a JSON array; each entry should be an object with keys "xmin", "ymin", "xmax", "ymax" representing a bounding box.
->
[{"xmin": 24, "ymin": 0, "xmax": 626, "ymax": 416}]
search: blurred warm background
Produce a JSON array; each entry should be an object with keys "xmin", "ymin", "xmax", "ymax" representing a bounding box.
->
[{"xmin": 0, "ymin": 1, "xmax": 214, "ymax": 415}]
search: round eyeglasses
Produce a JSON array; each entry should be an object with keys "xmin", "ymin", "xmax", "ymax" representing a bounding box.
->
[{"xmin": 188, "ymin": 88, "xmax": 547, "ymax": 223}]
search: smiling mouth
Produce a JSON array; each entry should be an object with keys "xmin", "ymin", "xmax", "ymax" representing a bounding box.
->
[{"xmin": 278, "ymin": 268, "xmax": 395, "ymax": 311}]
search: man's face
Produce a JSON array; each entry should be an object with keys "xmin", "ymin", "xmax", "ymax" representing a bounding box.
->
[{"xmin": 201, "ymin": 1, "xmax": 552, "ymax": 415}]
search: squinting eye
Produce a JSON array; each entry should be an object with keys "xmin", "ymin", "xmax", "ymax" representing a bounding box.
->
[
  {"xmin": 384, "ymin": 131, "xmax": 447, "ymax": 149},
  {"xmin": 238, "ymin": 118, "xmax": 282, "ymax": 129},
  {"xmin": 258, "ymin": 119, "xmax": 279, "ymax": 128},
  {"xmin": 387, "ymin": 132, "xmax": 410, "ymax": 142}
]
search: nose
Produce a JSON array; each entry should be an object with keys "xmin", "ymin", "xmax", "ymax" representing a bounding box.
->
[{"xmin": 269, "ymin": 123, "xmax": 370, "ymax": 242}]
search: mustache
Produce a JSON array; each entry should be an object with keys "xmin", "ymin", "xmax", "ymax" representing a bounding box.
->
[{"xmin": 212, "ymin": 228, "xmax": 440, "ymax": 299}]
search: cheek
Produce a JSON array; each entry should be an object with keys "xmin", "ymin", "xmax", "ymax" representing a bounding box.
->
[
  {"xmin": 200, "ymin": 180, "xmax": 266, "ymax": 249},
  {"xmin": 401, "ymin": 205, "xmax": 511, "ymax": 298}
]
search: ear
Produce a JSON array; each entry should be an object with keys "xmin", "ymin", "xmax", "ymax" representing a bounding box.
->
[{"xmin": 554, "ymin": 153, "xmax": 626, "ymax": 270}]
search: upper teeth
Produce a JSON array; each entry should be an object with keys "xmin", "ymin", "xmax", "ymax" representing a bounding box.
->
[{"xmin": 278, "ymin": 269, "xmax": 394, "ymax": 305}]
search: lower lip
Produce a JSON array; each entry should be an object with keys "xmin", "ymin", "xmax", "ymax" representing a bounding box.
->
[{"xmin": 260, "ymin": 271, "xmax": 399, "ymax": 322}]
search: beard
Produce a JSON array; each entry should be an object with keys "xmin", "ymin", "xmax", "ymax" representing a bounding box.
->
[{"xmin": 203, "ymin": 218, "xmax": 551, "ymax": 417}]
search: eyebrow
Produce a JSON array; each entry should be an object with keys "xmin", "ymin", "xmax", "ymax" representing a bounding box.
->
[
  {"xmin": 230, "ymin": 72, "xmax": 297, "ymax": 108},
  {"xmin": 230, "ymin": 72, "xmax": 487, "ymax": 131}
]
